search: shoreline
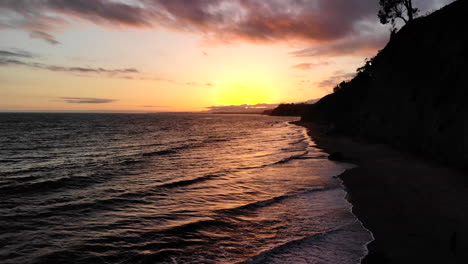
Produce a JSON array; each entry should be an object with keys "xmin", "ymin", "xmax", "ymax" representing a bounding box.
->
[
  {"xmin": 334, "ymin": 172, "xmax": 375, "ymax": 264},
  {"xmin": 293, "ymin": 121, "xmax": 468, "ymax": 264}
]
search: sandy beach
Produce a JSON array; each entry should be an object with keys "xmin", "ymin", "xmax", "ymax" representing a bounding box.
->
[{"xmin": 294, "ymin": 121, "xmax": 468, "ymax": 264}]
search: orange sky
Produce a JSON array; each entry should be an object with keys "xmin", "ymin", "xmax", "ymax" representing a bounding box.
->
[{"xmin": 0, "ymin": 0, "xmax": 453, "ymax": 112}]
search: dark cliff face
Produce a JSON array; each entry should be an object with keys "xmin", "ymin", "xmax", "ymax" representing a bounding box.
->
[
  {"xmin": 270, "ymin": 103, "xmax": 311, "ymax": 116},
  {"xmin": 302, "ymin": 0, "xmax": 468, "ymax": 171}
]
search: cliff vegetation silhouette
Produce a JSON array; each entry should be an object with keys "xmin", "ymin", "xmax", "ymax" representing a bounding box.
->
[{"xmin": 298, "ymin": 0, "xmax": 467, "ymax": 171}]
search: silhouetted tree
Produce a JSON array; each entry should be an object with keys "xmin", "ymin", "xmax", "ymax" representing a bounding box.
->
[
  {"xmin": 357, "ymin": 57, "xmax": 374, "ymax": 75},
  {"xmin": 378, "ymin": 0, "xmax": 419, "ymax": 26},
  {"xmin": 333, "ymin": 81, "xmax": 348, "ymax": 93}
]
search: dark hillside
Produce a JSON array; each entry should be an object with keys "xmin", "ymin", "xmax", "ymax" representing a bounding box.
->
[
  {"xmin": 270, "ymin": 103, "xmax": 310, "ymax": 116},
  {"xmin": 302, "ymin": 0, "xmax": 468, "ymax": 171}
]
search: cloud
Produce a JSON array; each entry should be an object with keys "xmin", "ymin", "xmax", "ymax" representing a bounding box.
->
[
  {"xmin": 141, "ymin": 105, "xmax": 169, "ymax": 108},
  {"xmin": 0, "ymin": 56, "xmax": 139, "ymax": 77},
  {"xmin": 143, "ymin": 0, "xmax": 382, "ymax": 44},
  {"xmin": 293, "ymin": 63, "xmax": 314, "ymax": 70},
  {"xmin": 57, "ymin": 97, "xmax": 117, "ymax": 104},
  {"xmin": 44, "ymin": 66, "xmax": 138, "ymax": 75},
  {"xmin": 0, "ymin": 49, "xmax": 34, "ymax": 58},
  {"xmin": 0, "ymin": 0, "xmax": 454, "ymax": 59},
  {"xmin": 30, "ymin": 31, "xmax": 60, "ymax": 44},
  {"xmin": 182, "ymin": 81, "xmax": 214, "ymax": 86},
  {"xmin": 0, "ymin": 0, "xmax": 150, "ymax": 28},
  {"xmin": 316, "ymin": 71, "xmax": 356, "ymax": 88},
  {"xmin": 0, "ymin": 58, "xmax": 29, "ymax": 66},
  {"xmin": 206, "ymin": 103, "xmax": 279, "ymax": 112},
  {"xmin": 292, "ymin": 62, "xmax": 329, "ymax": 70},
  {"xmin": 0, "ymin": 0, "xmax": 376, "ymax": 44},
  {"xmin": 0, "ymin": 48, "xmax": 212, "ymax": 85},
  {"xmin": 291, "ymin": 31, "xmax": 388, "ymax": 57},
  {"xmin": 414, "ymin": 0, "xmax": 456, "ymax": 14}
]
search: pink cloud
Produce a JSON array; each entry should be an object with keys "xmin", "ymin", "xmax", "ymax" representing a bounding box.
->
[{"xmin": 0, "ymin": 0, "xmax": 379, "ymax": 54}]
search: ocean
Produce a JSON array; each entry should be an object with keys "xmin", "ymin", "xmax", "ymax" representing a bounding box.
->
[{"xmin": 0, "ymin": 113, "xmax": 372, "ymax": 264}]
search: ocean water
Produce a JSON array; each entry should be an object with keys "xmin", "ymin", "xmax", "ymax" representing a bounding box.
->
[{"xmin": 0, "ymin": 113, "xmax": 372, "ymax": 264}]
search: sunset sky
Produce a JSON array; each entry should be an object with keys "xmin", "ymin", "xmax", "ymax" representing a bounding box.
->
[{"xmin": 0, "ymin": 0, "xmax": 453, "ymax": 112}]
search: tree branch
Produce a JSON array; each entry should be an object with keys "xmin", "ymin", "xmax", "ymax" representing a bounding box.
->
[{"xmin": 396, "ymin": 14, "xmax": 408, "ymax": 24}]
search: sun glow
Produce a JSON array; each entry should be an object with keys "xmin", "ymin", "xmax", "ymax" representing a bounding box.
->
[
  {"xmin": 213, "ymin": 84, "xmax": 271, "ymax": 106},
  {"xmin": 211, "ymin": 67, "xmax": 280, "ymax": 106}
]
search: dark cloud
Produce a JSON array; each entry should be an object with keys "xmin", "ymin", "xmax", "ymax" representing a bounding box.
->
[
  {"xmin": 46, "ymin": 0, "xmax": 150, "ymax": 27},
  {"xmin": 316, "ymin": 71, "xmax": 356, "ymax": 88},
  {"xmin": 291, "ymin": 31, "xmax": 388, "ymax": 57},
  {"xmin": 145, "ymin": 0, "xmax": 379, "ymax": 43},
  {"xmin": 30, "ymin": 31, "xmax": 60, "ymax": 44},
  {"xmin": 0, "ymin": 49, "xmax": 34, "ymax": 58},
  {"xmin": 57, "ymin": 97, "xmax": 117, "ymax": 104},
  {"xmin": 0, "ymin": 58, "xmax": 29, "ymax": 66},
  {"xmin": 0, "ymin": 56, "xmax": 139, "ymax": 76},
  {"xmin": 0, "ymin": 0, "xmax": 454, "ymax": 57},
  {"xmin": 45, "ymin": 66, "xmax": 138, "ymax": 75},
  {"xmin": 0, "ymin": 0, "xmax": 376, "ymax": 43},
  {"xmin": 0, "ymin": 0, "xmax": 150, "ymax": 28},
  {"xmin": 293, "ymin": 62, "xmax": 329, "ymax": 70}
]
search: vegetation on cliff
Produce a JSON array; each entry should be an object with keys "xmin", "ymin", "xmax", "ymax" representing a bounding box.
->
[
  {"xmin": 269, "ymin": 103, "xmax": 311, "ymax": 116},
  {"xmin": 378, "ymin": 0, "xmax": 419, "ymax": 26},
  {"xmin": 302, "ymin": 0, "xmax": 467, "ymax": 171}
]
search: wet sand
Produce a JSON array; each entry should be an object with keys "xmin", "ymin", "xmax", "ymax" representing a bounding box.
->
[{"xmin": 294, "ymin": 121, "xmax": 468, "ymax": 264}]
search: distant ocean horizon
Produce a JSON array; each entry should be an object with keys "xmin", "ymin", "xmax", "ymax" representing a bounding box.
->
[{"xmin": 0, "ymin": 113, "xmax": 372, "ymax": 264}]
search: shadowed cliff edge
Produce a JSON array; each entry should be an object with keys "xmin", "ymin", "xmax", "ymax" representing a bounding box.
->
[
  {"xmin": 281, "ymin": 0, "xmax": 468, "ymax": 263},
  {"xmin": 301, "ymin": 0, "xmax": 467, "ymax": 171},
  {"xmin": 269, "ymin": 103, "xmax": 310, "ymax": 116},
  {"xmin": 294, "ymin": 121, "xmax": 468, "ymax": 264}
]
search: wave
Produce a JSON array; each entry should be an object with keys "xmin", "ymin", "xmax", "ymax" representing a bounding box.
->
[
  {"xmin": 0, "ymin": 158, "xmax": 27, "ymax": 164},
  {"xmin": 156, "ymin": 173, "xmax": 224, "ymax": 189},
  {"xmin": 0, "ymin": 164, "xmax": 59, "ymax": 177},
  {"xmin": 233, "ymin": 151, "xmax": 327, "ymax": 173},
  {"xmin": 45, "ymin": 218, "xmax": 235, "ymax": 264},
  {"xmin": 252, "ymin": 151, "xmax": 324, "ymax": 167},
  {"xmin": 73, "ymin": 173, "xmax": 227, "ymax": 203},
  {"xmin": 96, "ymin": 172, "xmax": 229, "ymax": 202},
  {"xmin": 292, "ymin": 154, "xmax": 328, "ymax": 160},
  {"xmin": 161, "ymin": 218, "xmax": 232, "ymax": 235},
  {"xmin": 140, "ymin": 142, "xmax": 205, "ymax": 158},
  {"xmin": 238, "ymin": 226, "xmax": 347, "ymax": 264},
  {"xmin": 40, "ymin": 197, "xmax": 152, "ymax": 218},
  {"xmin": 203, "ymin": 138, "xmax": 230, "ymax": 143},
  {"xmin": 172, "ymin": 142, "xmax": 204, "ymax": 151},
  {"xmin": 288, "ymin": 138, "xmax": 307, "ymax": 145},
  {"xmin": 118, "ymin": 158, "xmax": 144, "ymax": 165},
  {"xmin": 0, "ymin": 173, "xmax": 106, "ymax": 196},
  {"xmin": 272, "ymin": 151, "xmax": 309, "ymax": 164},
  {"xmin": 142, "ymin": 149, "xmax": 178, "ymax": 157},
  {"xmin": 216, "ymin": 187, "xmax": 335, "ymax": 215}
]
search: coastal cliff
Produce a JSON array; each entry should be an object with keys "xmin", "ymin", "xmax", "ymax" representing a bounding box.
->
[
  {"xmin": 301, "ymin": 0, "xmax": 467, "ymax": 171},
  {"xmin": 269, "ymin": 103, "xmax": 310, "ymax": 116},
  {"xmin": 294, "ymin": 1, "xmax": 468, "ymax": 263}
]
